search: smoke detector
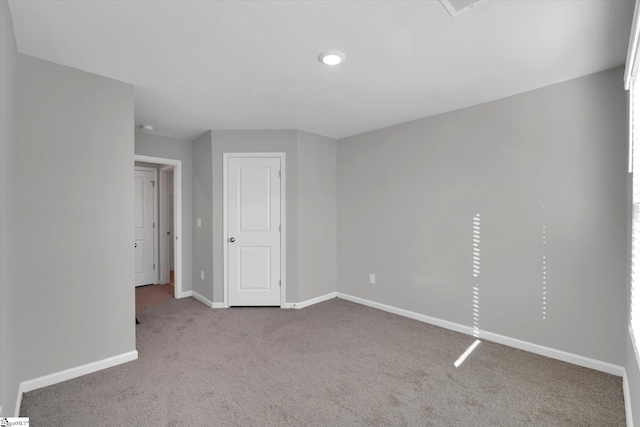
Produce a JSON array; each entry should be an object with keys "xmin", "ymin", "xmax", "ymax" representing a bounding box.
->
[
  {"xmin": 139, "ymin": 124, "xmax": 154, "ymax": 132},
  {"xmin": 439, "ymin": 0, "xmax": 485, "ymax": 17}
]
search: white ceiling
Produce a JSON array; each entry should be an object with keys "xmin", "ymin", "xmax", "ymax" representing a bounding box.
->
[{"xmin": 8, "ymin": 0, "xmax": 634, "ymax": 140}]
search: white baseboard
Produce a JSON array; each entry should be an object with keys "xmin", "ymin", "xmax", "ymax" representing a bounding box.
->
[
  {"xmin": 14, "ymin": 350, "xmax": 138, "ymax": 417},
  {"xmin": 191, "ymin": 291, "xmax": 224, "ymax": 308},
  {"xmin": 623, "ymin": 369, "xmax": 634, "ymax": 427},
  {"xmin": 337, "ymin": 293, "xmax": 472, "ymax": 335},
  {"xmin": 175, "ymin": 290, "xmax": 192, "ymax": 299},
  {"xmin": 283, "ymin": 292, "xmax": 337, "ymax": 309},
  {"xmin": 336, "ymin": 292, "xmax": 624, "ymax": 377},
  {"xmin": 191, "ymin": 291, "xmax": 216, "ymax": 308},
  {"xmin": 481, "ymin": 329, "xmax": 624, "ymax": 377}
]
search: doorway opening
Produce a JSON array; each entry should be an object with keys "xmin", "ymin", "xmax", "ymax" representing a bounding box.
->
[
  {"xmin": 159, "ymin": 165, "xmax": 175, "ymax": 287},
  {"xmin": 134, "ymin": 155, "xmax": 184, "ymax": 299}
]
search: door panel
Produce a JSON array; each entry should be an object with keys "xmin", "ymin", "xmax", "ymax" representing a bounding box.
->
[
  {"xmin": 239, "ymin": 166, "xmax": 271, "ymax": 232},
  {"xmin": 135, "ymin": 168, "xmax": 156, "ymax": 286},
  {"xmin": 228, "ymin": 157, "xmax": 281, "ymax": 306},
  {"xmin": 239, "ymin": 246, "xmax": 271, "ymax": 289}
]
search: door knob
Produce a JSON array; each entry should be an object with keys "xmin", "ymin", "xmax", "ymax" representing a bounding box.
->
[
  {"xmin": 229, "ymin": 237, "xmax": 235, "ymax": 243},
  {"xmin": 134, "ymin": 243, "xmax": 137, "ymax": 248}
]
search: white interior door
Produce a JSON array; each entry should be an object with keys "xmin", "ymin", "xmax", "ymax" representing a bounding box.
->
[
  {"xmin": 135, "ymin": 168, "xmax": 156, "ymax": 286},
  {"xmin": 227, "ymin": 157, "xmax": 282, "ymax": 306}
]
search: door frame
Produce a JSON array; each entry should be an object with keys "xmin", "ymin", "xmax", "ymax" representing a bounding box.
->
[
  {"xmin": 223, "ymin": 152, "xmax": 286, "ymax": 308},
  {"xmin": 134, "ymin": 165, "xmax": 159, "ymax": 285},
  {"xmin": 158, "ymin": 165, "xmax": 174, "ymax": 285},
  {"xmin": 134, "ymin": 155, "xmax": 185, "ymax": 299}
]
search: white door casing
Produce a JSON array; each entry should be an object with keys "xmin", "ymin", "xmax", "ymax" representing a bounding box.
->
[
  {"xmin": 168, "ymin": 171, "xmax": 175, "ymax": 270},
  {"xmin": 224, "ymin": 154, "xmax": 285, "ymax": 307},
  {"xmin": 134, "ymin": 155, "xmax": 185, "ymax": 299},
  {"xmin": 135, "ymin": 167, "xmax": 157, "ymax": 286},
  {"xmin": 158, "ymin": 165, "xmax": 174, "ymax": 285}
]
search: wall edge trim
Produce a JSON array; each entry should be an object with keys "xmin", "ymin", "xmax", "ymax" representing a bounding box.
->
[
  {"xmin": 14, "ymin": 350, "xmax": 138, "ymax": 416},
  {"xmin": 336, "ymin": 292, "xmax": 624, "ymax": 377},
  {"xmin": 283, "ymin": 292, "xmax": 338, "ymax": 309},
  {"xmin": 623, "ymin": 369, "xmax": 635, "ymax": 427},
  {"xmin": 176, "ymin": 290, "xmax": 192, "ymax": 299},
  {"xmin": 192, "ymin": 291, "xmax": 215, "ymax": 308}
]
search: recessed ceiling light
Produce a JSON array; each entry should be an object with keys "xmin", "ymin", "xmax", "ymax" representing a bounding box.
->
[
  {"xmin": 318, "ymin": 50, "xmax": 345, "ymax": 66},
  {"xmin": 139, "ymin": 124, "xmax": 154, "ymax": 132}
]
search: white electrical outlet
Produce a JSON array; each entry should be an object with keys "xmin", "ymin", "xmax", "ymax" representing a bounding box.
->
[
  {"xmin": 369, "ymin": 273, "xmax": 376, "ymax": 284},
  {"xmin": 197, "ymin": 218, "xmax": 202, "ymax": 228},
  {"xmin": 201, "ymin": 270, "xmax": 204, "ymax": 280}
]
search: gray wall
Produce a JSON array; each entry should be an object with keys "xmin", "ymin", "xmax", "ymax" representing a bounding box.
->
[
  {"xmin": 135, "ymin": 132, "xmax": 193, "ymax": 293},
  {"xmin": 297, "ymin": 131, "xmax": 338, "ymax": 301},
  {"xmin": 337, "ymin": 67, "xmax": 628, "ymax": 365},
  {"xmin": 9, "ymin": 52, "xmax": 135, "ymax": 412},
  {"xmin": 0, "ymin": 2, "xmax": 631, "ymax": 415},
  {"xmin": 192, "ymin": 131, "xmax": 214, "ymax": 301},
  {"xmin": 211, "ymin": 130, "xmax": 299, "ymax": 303},
  {"xmin": 136, "ymin": 129, "xmax": 338, "ymax": 305},
  {"xmin": 0, "ymin": 0, "xmax": 17, "ymax": 414}
]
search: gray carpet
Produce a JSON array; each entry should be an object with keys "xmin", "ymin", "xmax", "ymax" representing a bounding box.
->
[{"xmin": 21, "ymin": 293, "xmax": 626, "ymax": 426}]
